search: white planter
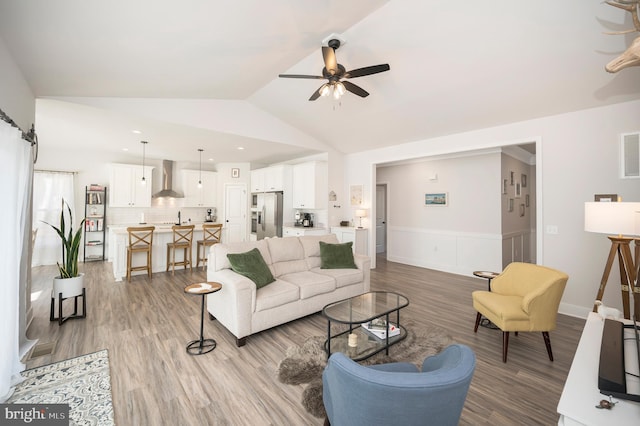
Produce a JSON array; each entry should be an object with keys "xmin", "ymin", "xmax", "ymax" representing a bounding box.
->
[{"xmin": 53, "ymin": 273, "xmax": 84, "ymax": 299}]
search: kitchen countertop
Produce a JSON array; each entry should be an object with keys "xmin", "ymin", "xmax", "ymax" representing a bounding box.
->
[{"xmin": 109, "ymin": 222, "xmax": 213, "ymax": 234}]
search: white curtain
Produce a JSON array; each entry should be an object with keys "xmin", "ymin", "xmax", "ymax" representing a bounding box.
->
[
  {"xmin": 32, "ymin": 171, "xmax": 75, "ymax": 266},
  {"xmin": 0, "ymin": 121, "xmax": 32, "ymax": 402}
]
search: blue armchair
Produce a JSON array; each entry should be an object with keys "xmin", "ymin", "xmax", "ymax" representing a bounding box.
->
[{"xmin": 322, "ymin": 344, "xmax": 476, "ymax": 426}]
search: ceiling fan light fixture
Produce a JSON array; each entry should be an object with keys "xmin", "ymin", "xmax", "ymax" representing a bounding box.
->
[
  {"xmin": 319, "ymin": 83, "xmax": 331, "ymax": 97},
  {"xmin": 335, "ymin": 81, "xmax": 346, "ymax": 96}
]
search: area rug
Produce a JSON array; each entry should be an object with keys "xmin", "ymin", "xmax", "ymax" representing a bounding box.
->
[
  {"xmin": 277, "ymin": 320, "xmax": 454, "ymax": 418},
  {"xmin": 8, "ymin": 349, "xmax": 114, "ymax": 426}
]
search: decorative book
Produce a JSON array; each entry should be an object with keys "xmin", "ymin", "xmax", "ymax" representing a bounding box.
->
[{"xmin": 361, "ymin": 320, "xmax": 400, "ymax": 339}]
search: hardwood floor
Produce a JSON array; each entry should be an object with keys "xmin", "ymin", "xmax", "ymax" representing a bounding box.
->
[{"xmin": 26, "ymin": 255, "xmax": 584, "ymax": 425}]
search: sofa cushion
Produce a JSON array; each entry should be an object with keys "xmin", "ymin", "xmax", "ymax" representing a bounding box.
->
[
  {"xmin": 227, "ymin": 248, "xmax": 275, "ymax": 289},
  {"xmin": 312, "ymin": 267, "xmax": 364, "ymax": 288},
  {"xmin": 319, "ymin": 241, "xmax": 357, "ymax": 269},
  {"xmin": 213, "ymin": 240, "xmax": 272, "ymax": 272},
  {"xmin": 300, "ymin": 234, "xmax": 340, "ymax": 269},
  {"xmin": 280, "ymin": 271, "xmax": 336, "ymax": 299},
  {"xmin": 267, "ymin": 237, "xmax": 304, "ymax": 263},
  {"xmin": 255, "ymin": 279, "xmax": 300, "ymax": 312},
  {"xmin": 267, "ymin": 237, "xmax": 309, "ymax": 277}
]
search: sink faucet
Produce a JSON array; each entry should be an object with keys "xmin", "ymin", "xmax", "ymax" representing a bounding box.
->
[{"xmin": 177, "ymin": 211, "xmax": 181, "ymax": 225}]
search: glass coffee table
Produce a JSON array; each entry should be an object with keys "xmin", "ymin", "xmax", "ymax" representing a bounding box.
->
[{"xmin": 322, "ymin": 291, "xmax": 409, "ymax": 361}]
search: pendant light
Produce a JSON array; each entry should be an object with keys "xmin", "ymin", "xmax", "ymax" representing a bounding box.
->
[
  {"xmin": 140, "ymin": 141, "xmax": 148, "ymax": 185},
  {"xmin": 198, "ymin": 148, "xmax": 203, "ymax": 188}
]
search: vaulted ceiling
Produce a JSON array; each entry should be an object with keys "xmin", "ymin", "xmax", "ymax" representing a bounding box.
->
[{"xmin": 1, "ymin": 0, "xmax": 639, "ymax": 166}]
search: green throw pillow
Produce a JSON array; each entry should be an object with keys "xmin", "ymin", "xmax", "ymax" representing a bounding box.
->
[
  {"xmin": 227, "ymin": 248, "xmax": 275, "ymax": 288},
  {"xmin": 319, "ymin": 241, "xmax": 357, "ymax": 269}
]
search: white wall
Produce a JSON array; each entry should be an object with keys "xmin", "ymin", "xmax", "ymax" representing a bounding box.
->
[
  {"xmin": 345, "ymin": 99, "xmax": 640, "ymax": 318},
  {"xmin": 376, "ymin": 151, "xmax": 504, "ymax": 274},
  {"xmin": 0, "ymin": 36, "xmax": 34, "ymax": 130}
]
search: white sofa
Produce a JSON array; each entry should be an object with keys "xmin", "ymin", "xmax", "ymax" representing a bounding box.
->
[{"xmin": 206, "ymin": 234, "xmax": 371, "ymax": 346}]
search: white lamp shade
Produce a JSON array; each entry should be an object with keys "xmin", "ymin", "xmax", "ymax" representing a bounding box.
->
[
  {"xmin": 584, "ymin": 202, "xmax": 640, "ymax": 236},
  {"xmin": 355, "ymin": 209, "xmax": 367, "ymax": 218}
]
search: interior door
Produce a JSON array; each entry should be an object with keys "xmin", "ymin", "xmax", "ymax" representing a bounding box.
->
[
  {"xmin": 224, "ymin": 183, "xmax": 247, "ymax": 243},
  {"xmin": 376, "ymin": 184, "xmax": 387, "ymax": 254}
]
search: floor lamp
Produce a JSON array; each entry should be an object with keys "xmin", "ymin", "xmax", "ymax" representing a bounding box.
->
[{"xmin": 585, "ymin": 202, "xmax": 640, "ymax": 320}]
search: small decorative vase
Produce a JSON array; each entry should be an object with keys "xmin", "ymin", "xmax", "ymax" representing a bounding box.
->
[{"xmin": 52, "ymin": 273, "xmax": 84, "ymax": 299}]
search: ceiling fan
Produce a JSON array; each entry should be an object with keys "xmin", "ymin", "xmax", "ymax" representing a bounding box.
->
[{"xmin": 278, "ymin": 38, "xmax": 390, "ymax": 101}]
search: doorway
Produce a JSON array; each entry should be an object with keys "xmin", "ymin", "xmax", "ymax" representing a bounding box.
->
[
  {"xmin": 375, "ymin": 184, "xmax": 388, "ymax": 255},
  {"xmin": 224, "ymin": 183, "xmax": 247, "ymax": 243}
]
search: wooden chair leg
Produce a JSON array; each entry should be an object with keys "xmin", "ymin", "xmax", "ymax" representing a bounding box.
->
[
  {"xmin": 147, "ymin": 249, "xmax": 152, "ymax": 278},
  {"xmin": 474, "ymin": 312, "xmax": 482, "ymax": 332},
  {"xmin": 126, "ymin": 249, "xmax": 132, "ymax": 282},
  {"xmin": 542, "ymin": 332, "xmax": 554, "ymax": 361},
  {"xmin": 503, "ymin": 331, "xmax": 509, "ymax": 363}
]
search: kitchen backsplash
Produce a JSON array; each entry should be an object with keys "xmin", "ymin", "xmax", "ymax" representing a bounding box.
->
[{"xmin": 107, "ymin": 207, "xmax": 213, "ymax": 226}]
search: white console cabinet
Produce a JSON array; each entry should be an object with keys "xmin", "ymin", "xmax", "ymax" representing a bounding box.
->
[
  {"xmin": 557, "ymin": 312, "xmax": 640, "ymax": 425},
  {"xmin": 331, "ymin": 226, "xmax": 368, "ymax": 256}
]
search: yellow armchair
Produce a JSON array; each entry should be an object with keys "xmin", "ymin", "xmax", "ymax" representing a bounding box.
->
[{"xmin": 472, "ymin": 262, "xmax": 568, "ymax": 362}]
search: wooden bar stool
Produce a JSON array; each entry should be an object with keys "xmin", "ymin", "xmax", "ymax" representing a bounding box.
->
[
  {"xmin": 166, "ymin": 224, "xmax": 195, "ymax": 275},
  {"xmin": 126, "ymin": 226, "xmax": 155, "ymax": 282},
  {"xmin": 196, "ymin": 223, "xmax": 222, "ymax": 268}
]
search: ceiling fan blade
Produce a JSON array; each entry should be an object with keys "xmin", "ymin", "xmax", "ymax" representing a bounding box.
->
[
  {"xmin": 342, "ymin": 80, "xmax": 369, "ymax": 98},
  {"xmin": 344, "ymin": 64, "xmax": 390, "ymax": 79},
  {"xmin": 322, "ymin": 46, "xmax": 338, "ymax": 75},
  {"xmin": 309, "ymin": 86, "xmax": 323, "ymax": 101},
  {"xmin": 279, "ymin": 74, "xmax": 325, "ymax": 79}
]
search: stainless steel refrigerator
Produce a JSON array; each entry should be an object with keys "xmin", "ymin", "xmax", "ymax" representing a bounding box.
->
[{"xmin": 256, "ymin": 191, "xmax": 283, "ymax": 239}]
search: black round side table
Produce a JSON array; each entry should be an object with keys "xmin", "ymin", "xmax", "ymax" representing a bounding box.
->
[
  {"xmin": 473, "ymin": 270, "xmax": 499, "ymax": 291},
  {"xmin": 472, "ymin": 271, "xmax": 500, "ymax": 329},
  {"xmin": 184, "ymin": 282, "xmax": 222, "ymax": 355}
]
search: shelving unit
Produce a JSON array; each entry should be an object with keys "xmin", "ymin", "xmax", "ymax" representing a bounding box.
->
[{"xmin": 84, "ymin": 185, "xmax": 107, "ymax": 262}]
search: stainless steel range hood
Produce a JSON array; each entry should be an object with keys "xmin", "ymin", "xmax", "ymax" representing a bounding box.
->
[{"xmin": 152, "ymin": 160, "xmax": 183, "ymax": 198}]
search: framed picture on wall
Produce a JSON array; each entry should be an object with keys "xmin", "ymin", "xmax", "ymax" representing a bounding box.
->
[
  {"xmin": 521, "ymin": 174, "xmax": 527, "ymax": 188},
  {"xmin": 515, "ymin": 181, "xmax": 521, "ymax": 198},
  {"xmin": 520, "ymin": 204, "xmax": 525, "ymax": 217},
  {"xmin": 508, "ymin": 198, "xmax": 514, "ymax": 212},
  {"xmin": 502, "ymin": 179, "xmax": 508, "ymax": 194},
  {"xmin": 350, "ymin": 184, "xmax": 363, "ymax": 206},
  {"xmin": 425, "ymin": 192, "xmax": 448, "ymax": 206},
  {"xmin": 526, "ymin": 194, "xmax": 530, "ymax": 207},
  {"xmin": 510, "ymin": 171, "xmax": 514, "ymax": 185}
]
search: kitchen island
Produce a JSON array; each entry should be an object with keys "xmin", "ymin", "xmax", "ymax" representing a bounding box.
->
[{"xmin": 109, "ymin": 224, "xmax": 209, "ymax": 282}]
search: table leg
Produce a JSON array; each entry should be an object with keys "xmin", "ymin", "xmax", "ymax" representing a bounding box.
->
[
  {"xmin": 328, "ymin": 320, "xmax": 332, "ymax": 357},
  {"xmin": 186, "ymin": 294, "xmax": 216, "ymax": 355}
]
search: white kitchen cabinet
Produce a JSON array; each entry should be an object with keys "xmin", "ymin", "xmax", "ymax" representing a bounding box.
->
[
  {"xmin": 283, "ymin": 226, "xmax": 328, "ymax": 237},
  {"xmin": 182, "ymin": 170, "xmax": 217, "ymax": 207},
  {"xmin": 251, "ymin": 165, "xmax": 290, "ymax": 192},
  {"xmin": 250, "ymin": 168, "xmax": 265, "ymax": 192},
  {"xmin": 109, "ymin": 163, "xmax": 154, "ymax": 207},
  {"xmin": 292, "ymin": 161, "xmax": 327, "ymax": 209},
  {"xmin": 331, "ymin": 226, "xmax": 368, "ymax": 256}
]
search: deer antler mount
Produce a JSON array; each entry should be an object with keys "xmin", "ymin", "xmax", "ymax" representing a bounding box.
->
[{"xmin": 605, "ymin": 0, "xmax": 640, "ymax": 72}]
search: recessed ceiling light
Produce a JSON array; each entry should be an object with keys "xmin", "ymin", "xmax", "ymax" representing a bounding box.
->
[
  {"xmin": 132, "ymin": 130, "xmax": 142, "ymax": 134},
  {"xmin": 237, "ymin": 147, "xmax": 245, "ymax": 150},
  {"xmin": 122, "ymin": 148, "xmax": 129, "ymax": 151},
  {"xmin": 208, "ymin": 158, "xmax": 214, "ymax": 162}
]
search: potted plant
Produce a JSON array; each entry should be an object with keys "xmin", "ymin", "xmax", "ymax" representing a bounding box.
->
[{"xmin": 44, "ymin": 199, "xmax": 86, "ymax": 299}]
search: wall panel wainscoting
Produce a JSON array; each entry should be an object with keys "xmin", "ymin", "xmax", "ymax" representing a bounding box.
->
[{"xmin": 386, "ymin": 226, "xmax": 502, "ymax": 276}]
